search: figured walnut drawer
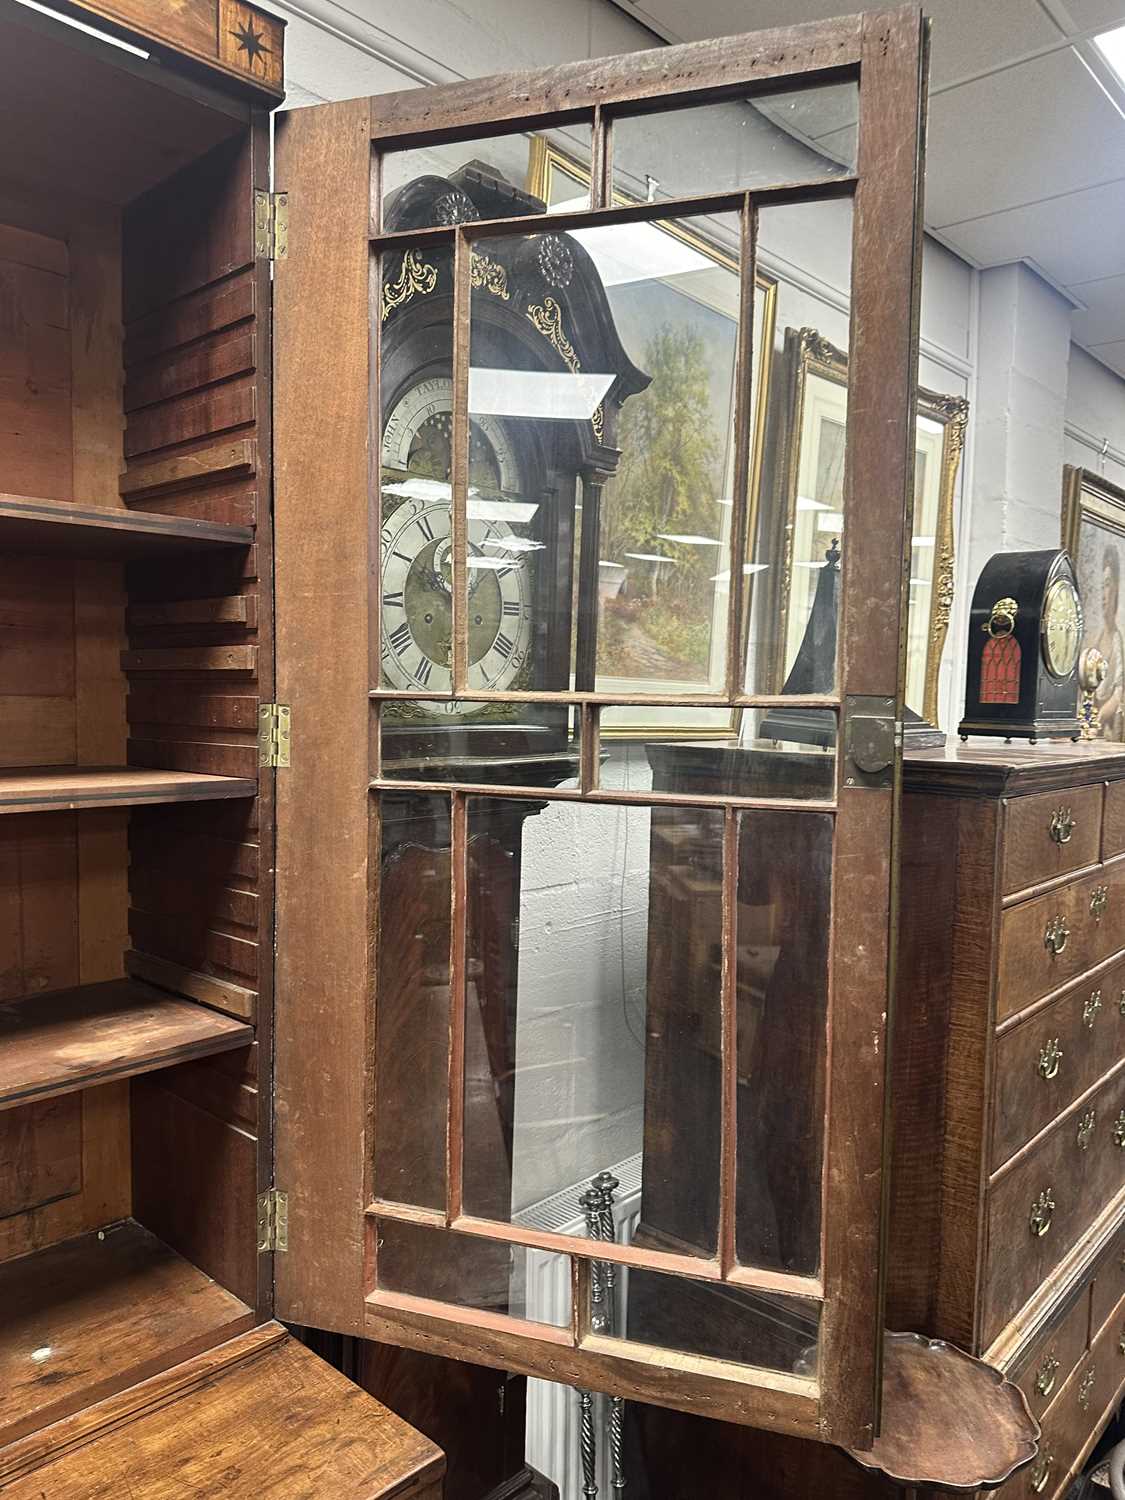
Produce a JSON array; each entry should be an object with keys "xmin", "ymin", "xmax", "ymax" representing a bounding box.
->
[
  {"xmin": 1008, "ymin": 1286, "xmax": 1091, "ymax": 1426},
  {"xmin": 1002, "ymin": 785, "xmax": 1103, "ymax": 899},
  {"xmin": 996, "ymin": 864, "xmax": 1125, "ymax": 1024},
  {"xmin": 982, "ymin": 1066, "xmax": 1125, "ymax": 1348},
  {"xmin": 1104, "ymin": 780, "xmax": 1125, "ymax": 859},
  {"xmin": 993, "ymin": 957, "xmax": 1125, "ymax": 1167}
]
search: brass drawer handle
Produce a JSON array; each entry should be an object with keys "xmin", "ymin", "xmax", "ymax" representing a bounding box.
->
[
  {"xmin": 1030, "ymin": 1188, "xmax": 1055, "ymax": 1237},
  {"xmin": 1044, "ymin": 916, "xmax": 1069, "ymax": 955},
  {"xmin": 1091, "ymin": 884, "xmax": 1109, "ymax": 922},
  {"xmin": 1078, "ymin": 1108, "xmax": 1096, "ymax": 1150},
  {"xmin": 1115, "ymin": 1110, "xmax": 1125, "ymax": 1150},
  {"xmin": 1119, "ymin": 1324, "xmax": 1125, "ymax": 1357},
  {"xmin": 1051, "ymin": 806, "xmax": 1076, "ymax": 844},
  {"xmin": 1031, "ymin": 1448, "xmax": 1055, "ymax": 1493},
  {"xmin": 1078, "ymin": 1364, "xmax": 1096, "ymax": 1411},
  {"xmin": 1038, "ymin": 1037, "xmax": 1063, "ymax": 1080},
  {"xmin": 1084, "ymin": 988, "xmax": 1103, "ymax": 1027},
  {"xmin": 1120, "ymin": 988, "xmax": 1125, "ymax": 1018},
  {"xmin": 1035, "ymin": 1350, "xmax": 1060, "ymax": 1397}
]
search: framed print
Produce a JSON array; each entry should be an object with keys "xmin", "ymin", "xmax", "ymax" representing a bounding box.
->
[
  {"xmin": 528, "ymin": 139, "xmax": 777, "ymax": 738},
  {"xmin": 1062, "ymin": 466, "xmax": 1125, "ymax": 741},
  {"xmin": 772, "ymin": 327, "xmax": 968, "ymax": 727}
]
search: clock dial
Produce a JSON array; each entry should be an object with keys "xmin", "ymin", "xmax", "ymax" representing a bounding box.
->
[
  {"xmin": 1042, "ymin": 577, "xmax": 1082, "ymax": 680},
  {"xmin": 380, "ymin": 377, "xmax": 533, "ymax": 696}
]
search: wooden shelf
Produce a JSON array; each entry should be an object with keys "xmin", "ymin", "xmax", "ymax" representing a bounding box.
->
[
  {"xmin": 0, "ymin": 492, "xmax": 252, "ymax": 559},
  {"xmin": 0, "ymin": 1220, "xmax": 254, "ymax": 1447},
  {"xmin": 0, "ymin": 979, "xmax": 253, "ymax": 1111},
  {"xmin": 0, "ymin": 766, "xmax": 256, "ymax": 815}
]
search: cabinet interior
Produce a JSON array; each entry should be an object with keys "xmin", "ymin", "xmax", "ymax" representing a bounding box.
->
[{"xmin": 0, "ymin": 5, "xmax": 267, "ymax": 1447}]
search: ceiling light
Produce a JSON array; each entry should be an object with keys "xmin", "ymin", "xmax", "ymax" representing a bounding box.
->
[
  {"xmin": 656, "ymin": 532, "xmax": 723, "ymax": 546},
  {"xmin": 816, "ymin": 512, "xmax": 844, "ymax": 532},
  {"xmin": 13, "ymin": 0, "xmax": 149, "ymax": 56},
  {"xmin": 625, "ymin": 552, "xmax": 677, "ymax": 563},
  {"xmin": 469, "ymin": 368, "xmax": 613, "ymax": 420},
  {"xmin": 711, "ymin": 564, "xmax": 769, "ymax": 583},
  {"xmin": 468, "ymin": 497, "xmax": 538, "ymax": 524},
  {"xmin": 570, "ymin": 221, "xmax": 714, "ymax": 287},
  {"xmin": 796, "ymin": 495, "xmax": 832, "ymax": 512},
  {"xmin": 1094, "ymin": 25, "xmax": 1125, "ymax": 87},
  {"xmin": 912, "ymin": 535, "xmax": 935, "ymax": 547}
]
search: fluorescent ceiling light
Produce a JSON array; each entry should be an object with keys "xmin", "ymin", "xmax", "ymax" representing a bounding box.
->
[
  {"xmin": 14, "ymin": 0, "xmax": 149, "ymax": 56},
  {"xmin": 1094, "ymin": 24, "xmax": 1125, "ymax": 87},
  {"xmin": 794, "ymin": 560, "xmax": 828, "ymax": 569},
  {"xmin": 483, "ymin": 537, "xmax": 545, "ymax": 553},
  {"xmin": 570, "ymin": 221, "xmax": 713, "ymax": 287},
  {"xmin": 468, "ymin": 497, "xmax": 538, "ymax": 524},
  {"xmin": 625, "ymin": 552, "xmax": 677, "ymax": 563},
  {"xmin": 598, "ymin": 560, "xmax": 626, "ymax": 570},
  {"xmin": 469, "ymin": 367, "xmax": 613, "ymax": 420},
  {"xmin": 796, "ymin": 495, "xmax": 832, "ymax": 512},
  {"xmin": 468, "ymin": 557, "xmax": 521, "ymax": 571},
  {"xmin": 712, "ymin": 563, "xmax": 769, "ymax": 582},
  {"xmin": 816, "ymin": 512, "xmax": 844, "ymax": 531},
  {"xmin": 657, "ymin": 532, "xmax": 723, "ymax": 546},
  {"xmin": 912, "ymin": 535, "xmax": 935, "ymax": 547}
]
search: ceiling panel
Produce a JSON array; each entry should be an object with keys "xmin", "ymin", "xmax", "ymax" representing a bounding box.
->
[
  {"xmin": 1071, "ymin": 274, "xmax": 1125, "ymax": 344},
  {"xmin": 926, "ymin": 46, "xmax": 1125, "ymax": 226},
  {"xmin": 626, "ymin": 0, "xmax": 1062, "ymax": 87},
  {"xmin": 1083, "ymin": 338, "xmax": 1125, "ymax": 377},
  {"xmin": 939, "ymin": 178, "xmax": 1125, "ymax": 285},
  {"xmin": 1063, "ymin": 1, "xmax": 1125, "ymax": 32}
]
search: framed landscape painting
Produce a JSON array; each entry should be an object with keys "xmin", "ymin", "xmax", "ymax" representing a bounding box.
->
[{"xmin": 1063, "ymin": 466, "xmax": 1125, "ymax": 741}]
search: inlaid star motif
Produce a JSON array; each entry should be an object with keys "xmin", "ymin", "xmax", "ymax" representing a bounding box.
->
[{"xmin": 230, "ymin": 17, "xmax": 270, "ymax": 69}]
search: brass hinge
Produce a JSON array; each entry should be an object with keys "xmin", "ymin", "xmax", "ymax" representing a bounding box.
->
[
  {"xmin": 254, "ymin": 189, "xmax": 288, "ymax": 261},
  {"xmin": 257, "ymin": 1188, "xmax": 289, "ymax": 1252},
  {"xmin": 258, "ymin": 703, "xmax": 291, "ymax": 768}
]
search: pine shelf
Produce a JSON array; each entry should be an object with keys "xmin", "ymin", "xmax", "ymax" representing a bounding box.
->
[
  {"xmin": 0, "ymin": 978, "xmax": 253, "ymax": 1111},
  {"xmin": 0, "ymin": 493, "xmax": 253, "ymax": 559},
  {"xmin": 0, "ymin": 766, "xmax": 256, "ymax": 815}
]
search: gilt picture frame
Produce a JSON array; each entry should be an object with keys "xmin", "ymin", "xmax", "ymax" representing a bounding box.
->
[
  {"xmin": 527, "ymin": 137, "xmax": 777, "ymax": 739},
  {"xmin": 771, "ymin": 327, "xmax": 969, "ymax": 728},
  {"xmin": 1062, "ymin": 465, "xmax": 1125, "ymax": 742}
]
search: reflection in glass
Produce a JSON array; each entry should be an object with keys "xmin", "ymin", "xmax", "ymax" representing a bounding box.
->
[
  {"xmin": 380, "ymin": 125, "xmax": 592, "ymax": 231},
  {"xmin": 600, "ymin": 714, "xmax": 836, "ymax": 801},
  {"xmin": 462, "ymin": 796, "xmax": 722, "ymax": 1258},
  {"xmin": 373, "ymin": 793, "xmax": 451, "ymax": 1210},
  {"xmin": 612, "ymin": 82, "xmax": 858, "ymax": 206},
  {"xmin": 380, "ymin": 705, "xmax": 580, "ymax": 787},
  {"xmin": 745, "ymin": 199, "xmax": 854, "ymax": 707},
  {"xmin": 603, "ymin": 1266, "xmax": 820, "ymax": 1376},
  {"xmin": 375, "ymin": 1219, "xmax": 570, "ymax": 1326},
  {"xmin": 735, "ymin": 809, "xmax": 832, "ymax": 1275}
]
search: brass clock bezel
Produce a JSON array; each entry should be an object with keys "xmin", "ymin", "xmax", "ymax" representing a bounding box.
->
[{"xmin": 1040, "ymin": 575, "xmax": 1083, "ymax": 682}]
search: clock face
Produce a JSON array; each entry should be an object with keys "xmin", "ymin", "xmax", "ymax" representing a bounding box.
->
[
  {"xmin": 1042, "ymin": 577, "xmax": 1082, "ymax": 680},
  {"xmin": 380, "ymin": 376, "xmax": 533, "ymax": 697}
]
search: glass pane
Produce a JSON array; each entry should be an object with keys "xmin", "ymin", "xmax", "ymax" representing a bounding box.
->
[
  {"xmin": 372, "ymin": 793, "xmax": 451, "ymax": 1209},
  {"xmin": 744, "ymin": 197, "xmax": 854, "ymax": 711},
  {"xmin": 735, "ymin": 808, "xmax": 832, "ymax": 1275},
  {"xmin": 380, "ymin": 703, "xmax": 581, "ymax": 787},
  {"xmin": 466, "ymin": 212, "xmax": 743, "ymax": 698},
  {"xmin": 598, "ymin": 709, "xmax": 836, "ymax": 801},
  {"xmin": 612, "ymin": 82, "xmax": 858, "ymax": 206},
  {"xmin": 593, "ymin": 1266, "xmax": 819, "ymax": 1376},
  {"xmin": 380, "ymin": 124, "xmax": 593, "ymax": 232},
  {"xmin": 375, "ymin": 1219, "xmax": 570, "ymax": 1327},
  {"xmin": 462, "ymin": 796, "xmax": 723, "ymax": 1259}
]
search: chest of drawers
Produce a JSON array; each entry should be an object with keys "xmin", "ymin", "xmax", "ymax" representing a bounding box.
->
[{"xmin": 887, "ymin": 743, "xmax": 1125, "ymax": 1498}]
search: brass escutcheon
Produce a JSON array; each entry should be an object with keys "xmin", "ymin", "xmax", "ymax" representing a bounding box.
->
[
  {"xmin": 1078, "ymin": 1365, "xmax": 1096, "ymax": 1411},
  {"xmin": 1038, "ymin": 1037, "xmax": 1063, "ymax": 1080},
  {"xmin": 1050, "ymin": 806, "xmax": 1075, "ymax": 844},
  {"xmin": 1035, "ymin": 1351, "xmax": 1060, "ymax": 1397},
  {"xmin": 1030, "ymin": 1188, "xmax": 1055, "ymax": 1237},
  {"xmin": 1044, "ymin": 916, "xmax": 1070, "ymax": 955},
  {"xmin": 1091, "ymin": 885, "xmax": 1109, "ymax": 922},
  {"xmin": 1115, "ymin": 1110, "xmax": 1125, "ymax": 1150},
  {"xmin": 1084, "ymin": 989, "xmax": 1103, "ymax": 1027},
  {"xmin": 1078, "ymin": 1108, "xmax": 1096, "ymax": 1150},
  {"xmin": 1031, "ymin": 1448, "xmax": 1054, "ymax": 1493}
]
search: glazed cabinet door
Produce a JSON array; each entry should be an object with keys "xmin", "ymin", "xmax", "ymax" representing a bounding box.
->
[{"xmin": 272, "ymin": 7, "xmax": 927, "ymax": 1450}]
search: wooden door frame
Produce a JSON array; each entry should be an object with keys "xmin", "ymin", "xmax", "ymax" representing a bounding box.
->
[{"xmin": 273, "ymin": 7, "xmax": 926, "ymax": 1449}]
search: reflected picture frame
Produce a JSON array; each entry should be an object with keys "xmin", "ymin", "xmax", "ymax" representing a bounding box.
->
[
  {"xmin": 771, "ymin": 327, "xmax": 968, "ymax": 728},
  {"xmin": 1062, "ymin": 465, "xmax": 1125, "ymax": 743},
  {"xmin": 527, "ymin": 138, "xmax": 778, "ymax": 738}
]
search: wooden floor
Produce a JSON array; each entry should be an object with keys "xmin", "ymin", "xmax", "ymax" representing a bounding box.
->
[
  {"xmin": 0, "ymin": 979, "xmax": 252, "ymax": 1110},
  {"xmin": 0, "ymin": 766, "xmax": 256, "ymax": 815},
  {"xmin": 0, "ymin": 1323, "xmax": 445, "ymax": 1498},
  {"xmin": 0, "ymin": 1220, "xmax": 254, "ymax": 1447}
]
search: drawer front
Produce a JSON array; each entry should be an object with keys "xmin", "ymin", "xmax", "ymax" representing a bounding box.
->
[
  {"xmin": 1002, "ymin": 785, "xmax": 1103, "ymax": 898},
  {"xmin": 983, "ymin": 1066, "xmax": 1125, "ymax": 1348},
  {"xmin": 997, "ymin": 864, "xmax": 1125, "ymax": 1023},
  {"xmin": 1008, "ymin": 1286, "xmax": 1091, "ymax": 1425},
  {"xmin": 1091, "ymin": 1224, "xmax": 1125, "ymax": 1337},
  {"xmin": 1104, "ymin": 779, "xmax": 1125, "ymax": 860},
  {"xmin": 993, "ymin": 957, "xmax": 1125, "ymax": 1167}
]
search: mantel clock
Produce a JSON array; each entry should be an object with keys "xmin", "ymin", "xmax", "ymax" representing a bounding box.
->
[{"xmin": 959, "ymin": 548, "xmax": 1083, "ymax": 742}]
